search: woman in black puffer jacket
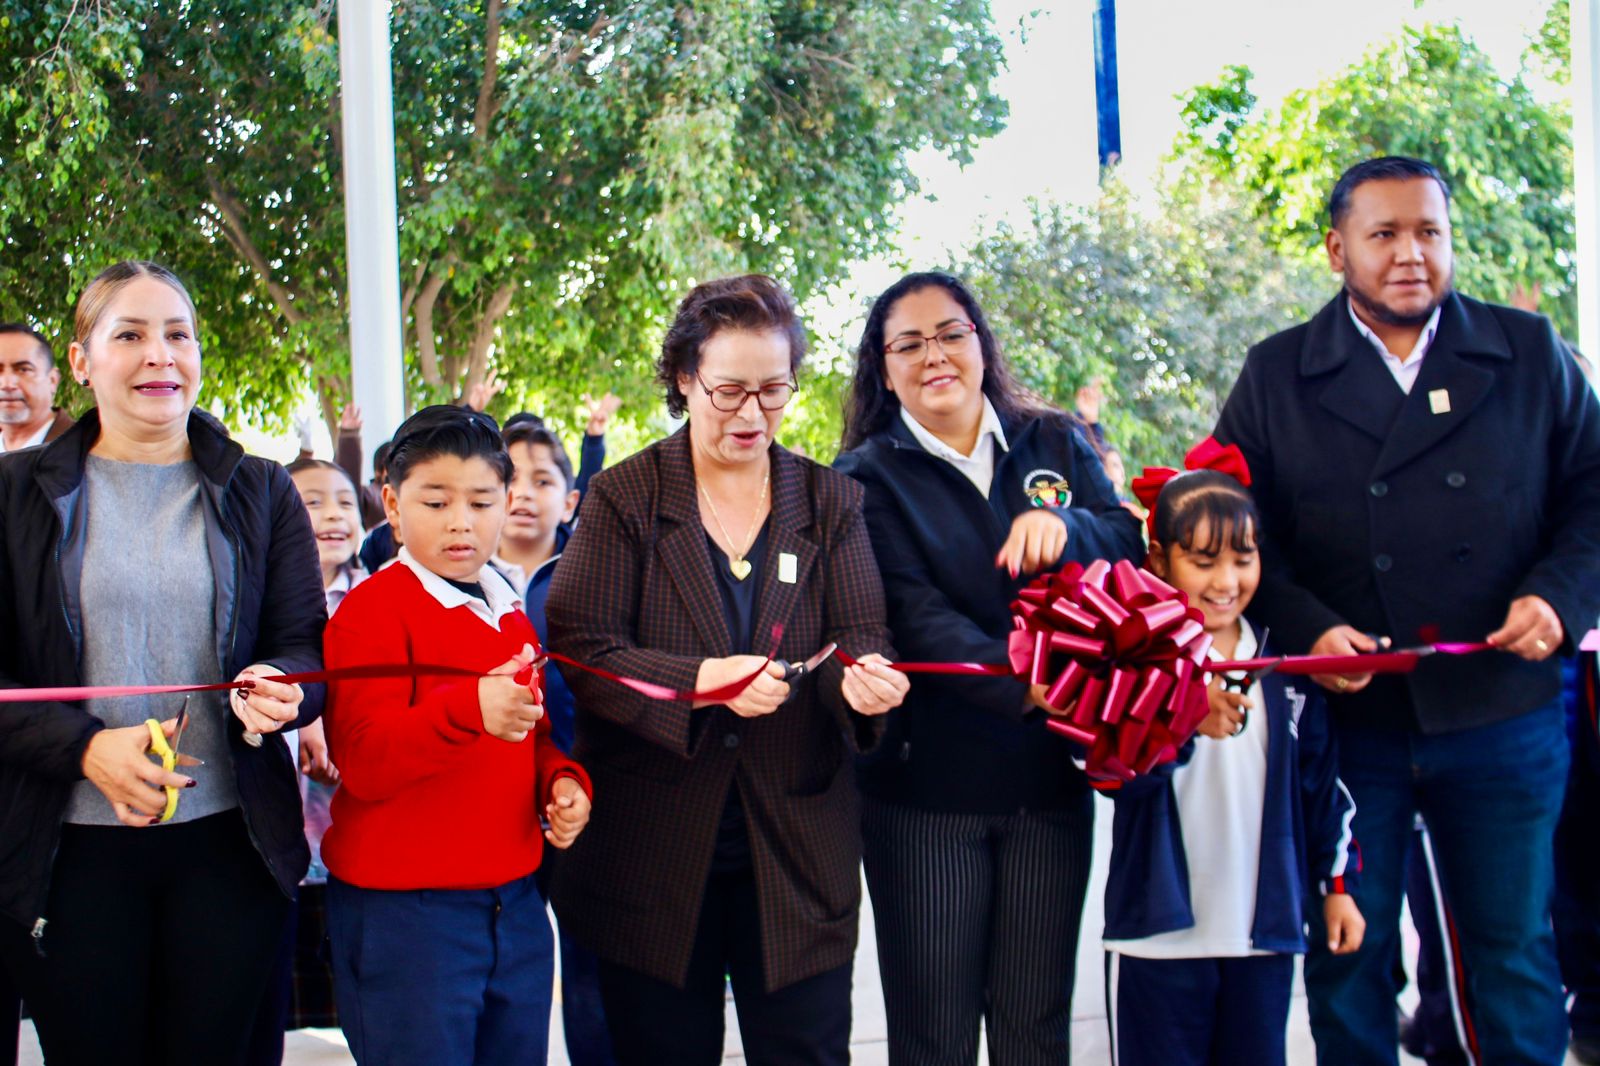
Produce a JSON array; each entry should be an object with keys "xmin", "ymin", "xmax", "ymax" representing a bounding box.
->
[{"xmin": 0, "ymin": 261, "xmax": 327, "ymax": 1065}]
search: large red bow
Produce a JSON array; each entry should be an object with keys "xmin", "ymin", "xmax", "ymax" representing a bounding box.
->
[{"xmin": 1129, "ymin": 437, "xmax": 1253, "ymax": 538}]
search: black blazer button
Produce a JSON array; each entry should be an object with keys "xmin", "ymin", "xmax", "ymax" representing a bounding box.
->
[
  {"xmin": 1374, "ymin": 554, "xmax": 1394, "ymax": 572},
  {"xmin": 1370, "ymin": 481, "xmax": 1389, "ymax": 497},
  {"xmin": 1455, "ymin": 544, "xmax": 1473, "ymax": 563},
  {"xmin": 723, "ymin": 733, "xmax": 741, "ymax": 750},
  {"xmin": 1446, "ymin": 472, "xmax": 1467, "ymax": 488}
]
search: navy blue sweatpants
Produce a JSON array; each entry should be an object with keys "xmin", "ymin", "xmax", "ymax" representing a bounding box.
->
[
  {"xmin": 1106, "ymin": 952, "xmax": 1294, "ymax": 1066},
  {"xmin": 327, "ymin": 871, "xmax": 553, "ymax": 1066}
]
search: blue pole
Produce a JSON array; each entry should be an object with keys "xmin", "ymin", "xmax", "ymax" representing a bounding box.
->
[{"xmin": 1093, "ymin": 0, "xmax": 1122, "ymax": 172}]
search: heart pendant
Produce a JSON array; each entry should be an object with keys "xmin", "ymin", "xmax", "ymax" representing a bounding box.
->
[{"xmin": 730, "ymin": 557, "xmax": 753, "ymax": 581}]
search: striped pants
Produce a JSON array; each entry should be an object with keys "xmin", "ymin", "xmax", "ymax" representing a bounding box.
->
[{"xmin": 862, "ymin": 795, "xmax": 1094, "ymax": 1066}]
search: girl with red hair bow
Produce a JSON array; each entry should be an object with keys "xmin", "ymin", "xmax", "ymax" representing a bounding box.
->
[{"xmin": 1103, "ymin": 437, "xmax": 1365, "ymax": 1066}]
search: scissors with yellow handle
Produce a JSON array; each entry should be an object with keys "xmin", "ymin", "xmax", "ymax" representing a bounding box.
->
[{"xmin": 144, "ymin": 697, "xmax": 197, "ymax": 823}]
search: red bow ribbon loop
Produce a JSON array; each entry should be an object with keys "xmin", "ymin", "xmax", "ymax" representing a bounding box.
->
[{"xmin": 1130, "ymin": 437, "xmax": 1253, "ymax": 538}]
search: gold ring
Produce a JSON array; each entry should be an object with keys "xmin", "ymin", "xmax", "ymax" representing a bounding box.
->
[
  {"xmin": 1535, "ymin": 638, "xmax": 1550, "ymax": 653},
  {"xmin": 1336, "ymin": 677, "xmax": 1350, "ymax": 691}
]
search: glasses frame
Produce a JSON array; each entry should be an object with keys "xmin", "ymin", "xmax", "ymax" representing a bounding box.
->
[
  {"xmin": 693, "ymin": 371, "xmax": 799, "ymax": 412},
  {"xmin": 883, "ymin": 320, "xmax": 979, "ymax": 359}
]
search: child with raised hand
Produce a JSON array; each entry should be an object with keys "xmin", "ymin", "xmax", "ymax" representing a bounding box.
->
[
  {"xmin": 319, "ymin": 405, "xmax": 592, "ymax": 1066},
  {"xmin": 1100, "ymin": 439, "xmax": 1364, "ymax": 1066}
]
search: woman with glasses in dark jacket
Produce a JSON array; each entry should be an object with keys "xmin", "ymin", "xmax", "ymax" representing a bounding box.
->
[
  {"xmin": 0, "ymin": 261, "xmax": 327, "ymax": 1065},
  {"xmin": 834, "ymin": 271, "xmax": 1144, "ymax": 1066},
  {"xmin": 546, "ymin": 275, "xmax": 909, "ymax": 1066}
]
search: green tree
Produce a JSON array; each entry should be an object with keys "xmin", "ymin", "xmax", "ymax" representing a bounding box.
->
[
  {"xmin": 954, "ymin": 180, "xmax": 1325, "ymax": 467},
  {"xmin": 0, "ymin": 0, "xmax": 1005, "ymax": 441},
  {"xmin": 1170, "ymin": 21, "xmax": 1575, "ymax": 335}
]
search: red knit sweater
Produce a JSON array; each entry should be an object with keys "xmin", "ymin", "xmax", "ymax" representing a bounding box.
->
[{"xmin": 321, "ymin": 563, "xmax": 591, "ymax": 890}]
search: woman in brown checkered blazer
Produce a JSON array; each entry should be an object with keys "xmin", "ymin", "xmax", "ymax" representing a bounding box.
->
[{"xmin": 545, "ymin": 275, "xmax": 910, "ymax": 1066}]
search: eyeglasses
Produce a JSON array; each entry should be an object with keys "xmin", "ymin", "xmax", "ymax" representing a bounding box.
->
[
  {"xmin": 884, "ymin": 321, "xmax": 978, "ymax": 359},
  {"xmin": 694, "ymin": 372, "xmax": 798, "ymax": 412}
]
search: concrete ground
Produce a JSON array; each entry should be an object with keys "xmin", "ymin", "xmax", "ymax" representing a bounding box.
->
[{"xmin": 17, "ymin": 795, "xmax": 1581, "ymax": 1063}]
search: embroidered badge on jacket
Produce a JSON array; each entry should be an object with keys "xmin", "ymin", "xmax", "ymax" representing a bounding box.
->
[{"xmin": 1024, "ymin": 468, "xmax": 1072, "ymax": 509}]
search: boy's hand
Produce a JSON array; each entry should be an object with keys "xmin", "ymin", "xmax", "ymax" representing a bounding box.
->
[
  {"xmin": 1324, "ymin": 893, "xmax": 1366, "ymax": 955},
  {"xmin": 544, "ymin": 775, "xmax": 591, "ymax": 849},
  {"xmin": 480, "ymin": 644, "xmax": 544, "ymax": 742},
  {"xmin": 1198, "ymin": 679, "xmax": 1250, "ymax": 739}
]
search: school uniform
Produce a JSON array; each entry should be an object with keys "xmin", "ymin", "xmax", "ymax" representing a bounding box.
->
[
  {"xmin": 1215, "ymin": 291, "xmax": 1600, "ymax": 1064},
  {"xmin": 835, "ymin": 401, "xmax": 1144, "ymax": 1066},
  {"xmin": 320, "ymin": 549, "xmax": 591, "ymax": 1066},
  {"xmin": 1101, "ymin": 622, "xmax": 1359, "ymax": 1066}
]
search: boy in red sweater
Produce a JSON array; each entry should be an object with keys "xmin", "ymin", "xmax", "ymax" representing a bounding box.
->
[{"xmin": 321, "ymin": 405, "xmax": 592, "ymax": 1065}]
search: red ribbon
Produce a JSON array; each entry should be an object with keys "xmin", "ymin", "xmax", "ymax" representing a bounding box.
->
[
  {"xmin": 0, "ymin": 629, "xmax": 785, "ymax": 707},
  {"xmin": 1130, "ymin": 437, "xmax": 1253, "ymax": 538}
]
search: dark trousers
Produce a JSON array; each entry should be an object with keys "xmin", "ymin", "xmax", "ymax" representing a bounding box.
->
[
  {"xmin": 326, "ymin": 871, "xmax": 553, "ymax": 1066},
  {"xmin": 2, "ymin": 975, "xmax": 15, "ymax": 1066},
  {"xmin": 861, "ymin": 794, "xmax": 1095, "ymax": 1066},
  {"xmin": 560, "ymin": 924, "xmax": 617, "ymax": 1066},
  {"xmin": 0, "ymin": 809, "xmax": 289, "ymax": 1066},
  {"xmin": 1305, "ymin": 704, "xmax": 1569, "ymax": 1066},
  {"xmin": 597, "ymin": 867, "xmax": 853, "ymax": 1066},
  {"xmin": 1106, "ymin": 952, "xmax": 1294, "ymax": 1066},
  {"xmin": 1555, "ymin": 653, "xmax": 1600, "ymax": 1042},
  {"xmin": 246, "ymin": 895, "xmax": 297, "ymax": 1066}
]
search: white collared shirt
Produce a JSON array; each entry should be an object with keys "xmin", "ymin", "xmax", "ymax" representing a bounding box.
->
[
  {"xmin": 489, "ymin": 555, "xmax": 529, "ymax": 596},
  {"xmin": 1348, "ymin": 301, "xmax": 1442, "ymax": 395},
  {"xmin": 900, "ymin": 397, "xmax": 1010, "ymax": 498},
  {"xmin": 397, "ymin": 546, "xmax": 523, "ymax": 630},
  {"xmin": 0, "ymin": 419, "xmax": 51, "ymax": 453}
]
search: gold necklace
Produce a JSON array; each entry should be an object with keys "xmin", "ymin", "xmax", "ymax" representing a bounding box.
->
[{"xmin": 698, "ymin": 471, "xmax": 769, "ymax": 581}]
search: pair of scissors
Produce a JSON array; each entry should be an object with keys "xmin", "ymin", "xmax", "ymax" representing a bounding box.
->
[
  {"xmin": 144, "ymin": 696, "xmax": 197, "ymax": 823},
  {"xmin": 1216, "ymin": 627, "xmax": 1272, "ymax": 737},
  {"xmin": 776, "ymin": 643, "xmax": 838, "ymax": 683}
]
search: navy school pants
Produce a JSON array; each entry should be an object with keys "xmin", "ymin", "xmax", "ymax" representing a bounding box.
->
[
  {"xmin": 1106, "ymin": 952, "xmax": 1294, "ymax": 1066},
  {"xmin": 327, "ymin": 870, "xmax": 553, "ymax": 1066}
]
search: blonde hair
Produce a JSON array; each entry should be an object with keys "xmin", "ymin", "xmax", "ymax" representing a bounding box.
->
[{"xmin": 74, "ymin": 261, "xmax": 200, "ymax": 350}]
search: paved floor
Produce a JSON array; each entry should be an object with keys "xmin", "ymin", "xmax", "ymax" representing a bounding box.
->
[{"xmin": 16, "ymin": 795, "xmax": 1581, "ymax": 1063}]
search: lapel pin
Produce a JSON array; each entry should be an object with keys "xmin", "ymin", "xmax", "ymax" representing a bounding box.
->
[
  {"xmin": 1428, "ymin": 388, "xmax": 1451, "ymax": 415},
  {"xmin": 778, "ymin": 552, "xmax": 798, "ymax": 584}
]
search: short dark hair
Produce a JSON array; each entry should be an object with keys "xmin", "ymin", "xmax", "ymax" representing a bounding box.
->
[
  {"xmin": 286, "ymin": 457, "xmax": 359, "ymax": 495},
  {"xmin": 656, "ymin": 275, "xmax": 806, "ymax": 418},
  {"xmin": 385, "ymin": 404, "xmax": 514, "ymax": 488},
  {"xmin": 503, "ymin": 418, "xmax": 575, "ymax": 489},
  {"xmin": 841, "ymin": 271, "xmax": 1053, "ymax": 451},
  {"xmin": 1151, "ymin": 470, "xmax": 1261, "ymax": 556},
  {"xmin": 0, "ymin": 323, "xmax": 53, "ymax": 366},
  {"xmin": 1328, "ymin": 156, "xmax": 1451, "ymax": 229},
  {"xmin": 371, "ymin": 440, "xmax": 392, "ymax": 482}
]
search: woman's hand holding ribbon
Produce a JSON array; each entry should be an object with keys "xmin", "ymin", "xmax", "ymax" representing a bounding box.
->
[
  {"xmin": 840, "ymin": 654, "xmax": 910, "ymax": 717},
  {"xmin": 82, "ymin": 717, "xmax": 194, "ymax": 827},
  {"xmin": 230, "ymin": 663, "xmax": 303, "ymax": 741},
  {"xmin": 696, "ymin": 657, "xmax": 789, "ymax": 717},
  {"xmin": 995, "ymin": 510, "xmax": 1068, "ymax": 579}
]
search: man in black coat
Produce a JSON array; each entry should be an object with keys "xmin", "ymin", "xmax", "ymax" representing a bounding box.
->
[{"xmin": 1215, "ymin": 156, "xmax": 1600, "ymax": 1066}]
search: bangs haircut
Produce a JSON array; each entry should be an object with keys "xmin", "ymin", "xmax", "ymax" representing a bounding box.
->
[
  {"xmin": 385, "ymin": 404, "xmax": 514, "ymax": 488},
  {"xmin": 503, "ymin": 419, "xmax": 575, "ymax": 490},
  {"xmin": 1152, "ymin": 470, "xmax": 1261, "ymax": 556},
  {"xmin": 286, "ymin": 457, "xmax": 358, "ymax": 495}
]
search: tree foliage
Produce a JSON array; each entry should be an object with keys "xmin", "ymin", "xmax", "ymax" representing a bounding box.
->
[
  {"xmin": 1170, "ymin": 21, "xmax": 1575, "ymax": 336},
  {"xmin": 0, "ymin": 0, "xmax": 1005, "ymax": 441},
  {"xmin": 954, "ymin": 181, "xmax": 1326, "ymax": 467}
]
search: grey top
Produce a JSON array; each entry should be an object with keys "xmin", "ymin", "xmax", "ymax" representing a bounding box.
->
[{"xmin": 66, "ymin": 456, "xmax": 240, "ymax": 825}]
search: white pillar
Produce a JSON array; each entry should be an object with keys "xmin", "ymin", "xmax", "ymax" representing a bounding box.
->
[
  {"xmin": 338, "ymin": 0, "xmax": 406, "ymax": 476},
  {"xmin": 1574, "ymin": 0, "xmax": 1600, "ymax": 359}
]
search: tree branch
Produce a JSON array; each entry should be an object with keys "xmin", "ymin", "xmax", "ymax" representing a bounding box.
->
[
  {"xmin": 205, "ymin": 174, "xmax": 307, "ymax": 325},
  {"xmin": 473, "ymin": 0, "xmax": 504, "ymax": 145},
  {"xmin": 400, "ymin": 258, "xmax": 428, "ymax": 321},
  {"xmin": 560, "ymin": 14, "xmax": 614, "ymax": 65},
  {"xmin": 464, "ymin": 284, "xmax": 515, "ymax": 393},
  {"xmin": 413, "ymin": 268, "xmax": 450, "ymax": 386}
]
